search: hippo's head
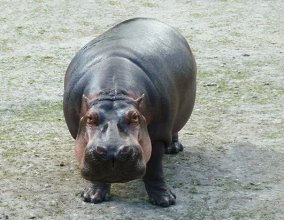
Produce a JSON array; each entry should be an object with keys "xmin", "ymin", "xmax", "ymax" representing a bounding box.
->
[{"xmin": 75, "ymin": 91, "xmax": 151, "ymax": 183}]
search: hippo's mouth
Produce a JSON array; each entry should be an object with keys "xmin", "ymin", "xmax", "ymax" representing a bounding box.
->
[{"xmin": 80, "ymin": 159, "xmax": 146, "ymax": 183}]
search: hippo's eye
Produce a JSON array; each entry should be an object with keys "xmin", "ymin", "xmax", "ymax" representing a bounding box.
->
[
  {"xmin": 126, "ymin": 111, "xmax": 139, "ymax": 125},
  {"xmin": 86, "ymin": 113, "xmax": 99, "ymax": 125}
]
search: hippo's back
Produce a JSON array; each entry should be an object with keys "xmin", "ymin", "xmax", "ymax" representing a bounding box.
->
[
  {"xmin": 64, "ymin": 18, "xmax": 196, "ymax": 139},
  {"xmin": 65, "ymin": 18, "xmax": 196, "ymax": 91}
]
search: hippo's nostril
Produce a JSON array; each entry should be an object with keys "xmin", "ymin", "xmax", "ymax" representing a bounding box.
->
[
  {"xmin": 118, "ymin": 146, "xmax": 133, "ymax": 160},
  {"xmin": 118, "ymin": 145, "xmax": 131, "ymax": 155},
  {"xmin": 95, "ymin": 146, "xmax": 107, "ymax": 156}
]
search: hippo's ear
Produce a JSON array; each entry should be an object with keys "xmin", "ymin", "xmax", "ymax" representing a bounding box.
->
[
  {"xmin": 135, "ymin": 94, "xmax": 145, "ymax": 110},
  {"xmin": 81, "ymin": 94, "xmax": 91, "ymax": 114},
  {"xmin": 82, "ymin": 94, "xmax": 90, "ymax": 103}
]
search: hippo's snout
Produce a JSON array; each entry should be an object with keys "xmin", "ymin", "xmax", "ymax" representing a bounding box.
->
[{"xmin": 81, "ymin": 143, "xmax": 145, "ymax": 183}]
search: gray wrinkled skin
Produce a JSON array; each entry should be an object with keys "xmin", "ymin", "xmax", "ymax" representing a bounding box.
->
[{"xmin": 1, "ymin": 0, "xmax": 283, "ymax": 219}]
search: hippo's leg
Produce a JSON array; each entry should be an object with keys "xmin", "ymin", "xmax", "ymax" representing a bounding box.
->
[
  {"xmin": 165, "ymin": 133, "xmax": 184, "ymax": 154},
  {"xmin": 81, "ymin": 182, "xmax": 111, "ymax": 203},
  {"xmin": 143, "ymin": 141, "xmax": 176, "ymax": 207}
]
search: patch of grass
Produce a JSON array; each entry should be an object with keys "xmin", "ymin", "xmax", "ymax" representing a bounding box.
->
[
  {"xmin": 216, "ymin": 178, "xmax": 242, "ymax": 190},
  {"xmin": 230, "ymin": 31, "xmax": 243, "ymax": 37},
  {"xmin": 1, "ymin": 147, "xmax": 28, "ymax": 158},
  {"xmin": 51, "ymin": 35, "xmax": 62, "ymax": 41},
  {"xmin": 264, "ymin": 131, "xmax": 284, "ymax": 139},
  {"xmin": 187, "ymin": 186, "xmax": 198, "ymax": 194},
  {"xmin": 231, "ymin": 70, "xmax": 249, "ymax": 80},
  {"xmin": 16, "ymin": 25, "xmax": 24, "ymax": 33},
  {"xmin": 19, "ymin": 100, "xmax": 63, "ymax": 122},
  {"xmin": 242, "ymin": 84, "xmax": 283, "ymax": 105},
  {"xmin": 190, "ymin": 13, "xmax": 204, "ymax": 18},
  {"xmin": 38, "ymin": 27, "xmax": 47, "ymax": 35},
  {"xmin": 185, "ymin": 35, "xmax": 194, "ymax": 42},
  {"xmin": 24, "ymin": 55, "xmax": 32, "ymax": 60},
  {"xmin": 108, "ymin": 0, "xmax": 118, "ymax": 6},
  {"xmin": 232, "ymin": 211, "xmax": 255, "ymax": 219},
  {"xmin": 217, "ymin": 37, "xmax": 234, "ymax": 45},
  {"xmin": 80, "ymin": 20, "xmax": 93, "ymax": 27},
  {"xmin": 197, "ymin": 69, "xmax": 216, "ymax": 80},
  {"xmin": 242, "ymin": 182, "xmax": 265, "ymax": 191},
  {"xmin": 58, "ymin": 27, "xmax": 70, "ymax": 33},
  {"xmin": 142, "ymin": 1, "xmax": 158, "ymax": 8},
  {"xmin": 0, "ymin": 100, "xmax": 65, "ymax": 152},
  {"xmin": 196, "ymin": 65, "xmax": 282, "ymax": 110},
  {"xmin": 28, "ymin": 79, "xmax": 37, "ymax": 85},
  {"xmin": 220, "ymin": 0, "xmax": 239, "ymax": 2},
  {"xmin": 0, "ymin": 38, "xmax": 13, "ymax": 52},
  {"xmin": 216, "ymin": 78, "xmax": 228, "ymax": 91},
  {"xmin": 39, "ymin": 55, "xmax": 57, "ymax": 65}
]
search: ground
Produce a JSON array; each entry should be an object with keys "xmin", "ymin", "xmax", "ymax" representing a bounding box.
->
[{"xmin": 0, "ymin": 0, "xmax": 283, "ymax": 219}]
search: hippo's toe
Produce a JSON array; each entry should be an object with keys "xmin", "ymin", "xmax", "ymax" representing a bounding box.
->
[
  {"xmin": 165, "ymin": 141, "xmax": 184, "ymax": 154},
  {"xmin": 81, "ymin": 182, "xmax": 111, "ymax": 204},
  {"xmin": 144, "ymin": 180, "xmax": 176, "ymax": 207},
  {"xmin": 148, "ymin": 188, "xmax": 176, "ymax": 207}
]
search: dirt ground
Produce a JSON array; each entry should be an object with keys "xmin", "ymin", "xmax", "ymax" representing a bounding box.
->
[{"xmin": 1, "ymin": 0, "xmax": 283, "ymax": 219}]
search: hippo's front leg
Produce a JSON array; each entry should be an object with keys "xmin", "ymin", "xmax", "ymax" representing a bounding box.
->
[
  {"xmin": 143, "ymin": 141, "xmax": 176, "ymax": 207},
  {"xmin": 81, "ymin": 182, "xmax": 111, "ymax": 203}
]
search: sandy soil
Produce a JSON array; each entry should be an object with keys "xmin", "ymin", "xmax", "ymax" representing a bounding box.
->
[{"xmin": 1, "ymin": 0, "xmax": 283, "ymax": 219}]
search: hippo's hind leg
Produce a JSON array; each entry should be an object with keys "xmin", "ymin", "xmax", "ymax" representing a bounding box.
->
[
  {"xmin": 81, "ymin": 182, "xmax": 111, "ymax": 204},
  {"xmin": 165, "ymin": 133, "xmax": 184, "ymax": 154}
]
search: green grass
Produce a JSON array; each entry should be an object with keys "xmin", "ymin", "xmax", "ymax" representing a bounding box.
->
[
  {"xmin": 9, "ymin": 101, "xmax": 63, "ymax": 124},
  {"xmin": 230, "ymin": 31, "xmax": 243, "ymax": 37},
  {"xmin": 264, "ymin": 131, "xmax": 284, "ymax": 139},
  {"xmin": 0, "ymin": 39, "xmax": 13, "ymax": 52},
  {"xmin": 0, "ymin": 100, "xmax": 65, "ymax": 158},
  {"xmin": 142, "ymin": 2, "xmax": 159, "ymax": 8}
]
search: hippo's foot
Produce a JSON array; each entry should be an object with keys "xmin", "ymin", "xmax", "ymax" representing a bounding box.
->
[
  {"xmin": 165, "ymin": 133, "xmax": 184, "ymax": 154},
  {"xmin": 144, "ymin": 181, "xmax": 176, "ymax": 207},
  {"xmin": 81, "ymin": 182, "xmax": 111, "ymax": 204},
  {"xmin": 165, "ymin": 141, "xmax": 184, "ymax": 154}
]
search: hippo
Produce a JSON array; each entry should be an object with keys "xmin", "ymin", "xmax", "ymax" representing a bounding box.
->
[{"xmin": 63, "ymin": 18, "xmax": 196, "ymax": 207}]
